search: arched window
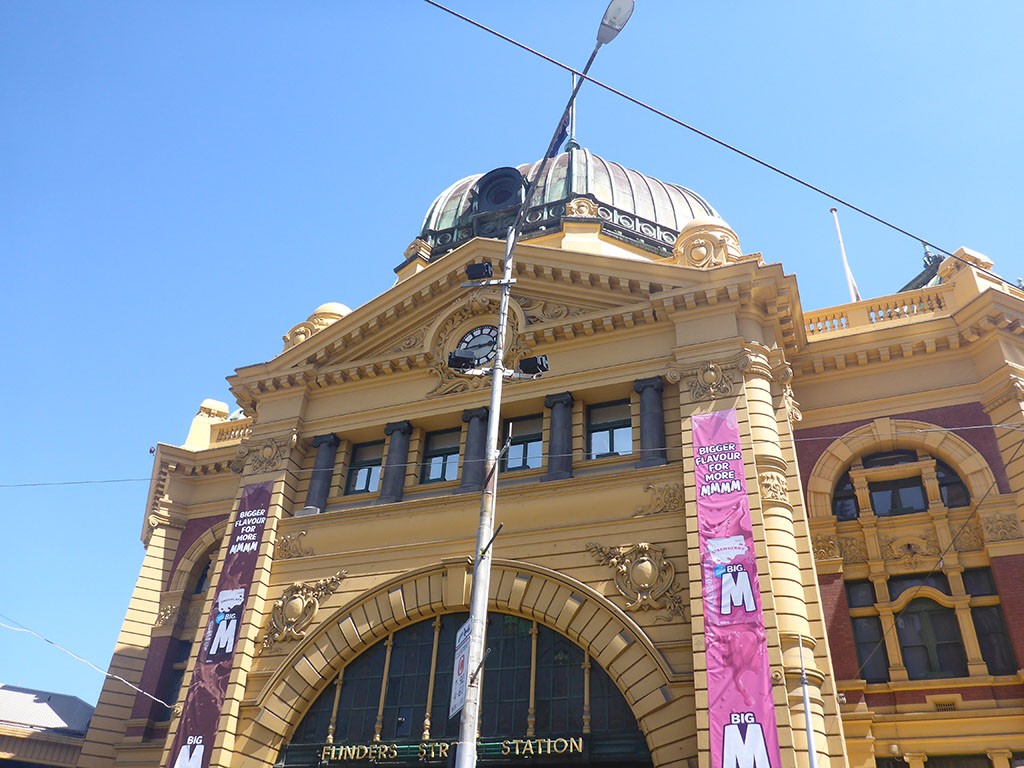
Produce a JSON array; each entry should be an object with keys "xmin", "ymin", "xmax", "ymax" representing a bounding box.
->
[
  {"xmin": 830, "ymin": 449, "xmax": 970, "ymax": 520},
  {"xmin": 278, "ymin": 613, "xmax": 650, "ymax": 768},
  {"xmin": 895, "ymin": 599, "xmax": 968, "ymax": 680}
]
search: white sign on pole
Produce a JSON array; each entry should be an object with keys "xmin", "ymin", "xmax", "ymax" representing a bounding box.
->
[{"xmin": 449, "ymin": 618, "xmax": 472, "ymax": 719}]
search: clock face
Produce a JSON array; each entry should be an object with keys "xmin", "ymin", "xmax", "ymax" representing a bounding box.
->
[{"xmin": 456, "ymin": 325, "xmax": 499, "ymax": 365}]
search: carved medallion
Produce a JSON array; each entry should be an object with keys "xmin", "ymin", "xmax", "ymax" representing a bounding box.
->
[
  {"xmin": 671, "ymin": 221, "xmax": 742, "ymax": 269},
  {"xmin": 230, "ymin": 431, "xmax": 297, "ymax": 474},
  {"xmin": 586, "ymin": 542, "xmax": 687, "ymax": 620},
  {"xmin": 635, "ymin": 483, "xmax": 684, "ymax": 516},
  {"xmin": 687, "ymin": 362, "xmax": 736, "ymax": 401},
  {"xmin": 565, "ymin": 196, "xmax": 599, "ymax": 218},
  {"xmin": 261, "ymin": 571, "xmax": 347, "ymax": 652}
]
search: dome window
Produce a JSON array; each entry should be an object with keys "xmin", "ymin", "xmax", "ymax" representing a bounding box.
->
[{"xmin": 472, "ymin": 167, "xmax": 526, "ymax": 215}]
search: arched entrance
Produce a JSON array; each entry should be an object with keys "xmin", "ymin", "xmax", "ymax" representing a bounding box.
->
[{"xmin": 276, "ymin": 612, "xmax": 652, "ymax": 768}]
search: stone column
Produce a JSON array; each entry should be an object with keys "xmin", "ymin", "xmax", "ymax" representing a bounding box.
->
[
  {"xmin": 543, "ymin": 392, "xmax": 574, "ymax": 482},
  {"xmin": 742, "ymin": 344, "xmax": 824, "ymax": 766},
  {"xmin": 300, "ymin": 433, "xmax": 340, "ymax": 515},
  {"xmin": 379, "ymin": 421, "xmax": 412, "ymax": 503},
  {"xmin": 634, "ymin": 376, "xmax": 667, "ymax": 468},
  {"xmin": 459, "ymin": 407, "xmax": 489, "ymax": 493}
]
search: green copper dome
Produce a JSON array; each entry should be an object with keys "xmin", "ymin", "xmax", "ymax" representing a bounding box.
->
[{"xmin": 418, "ymin": 147, "xmax": 717, "ymax": 258}]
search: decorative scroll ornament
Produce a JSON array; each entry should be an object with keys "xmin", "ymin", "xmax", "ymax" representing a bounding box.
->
[
  {"xmin": 671, "ymin": 218, "xmax": 742, "ymax": 269},
  {"xmin": 635, "ymin": 483, "xmax": 684, "ymax": 516},
  {"xmin": 277, "ymin": 531, "xmax": 313, "ymax": 559},
  {"xmin": 812, "ymin": 535, "xmax": 841, "ymax": 561},
  {"xmin": 587, "ymin": 542, "xmax": 687, "ymax": 621},
  {"xmin": 230, "ymin": 431, "xmax": 298, "ymax": 474},
  {"xmin": 759, "ymin": 472, "xmax": 788, "ymax": 503},
  {"xmin": 513, "ymin": 296, "xmax": 593, "ymax": 324},
  {"xmin": 838, "ymin": 536, "xmax": 868, "ymax": 564},
  {"xmin": 981, "ymin": 511, "xmax": 1023, "ymax": 542},
  {"xmin": 261, "ymin": 571, "xmax": 347, "ymax": 652},
  {"xmin": 880, "ymin": 533, "xmax": 940, "ymax": 568},
  {"xmin": 565, "ymin": 196, "xmax": 599, "ymax": 218}
]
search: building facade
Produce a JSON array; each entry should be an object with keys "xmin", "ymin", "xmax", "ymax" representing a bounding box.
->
[{"xmin": 78, "ymin": 148, "xmax": 1024, "ymax": 768}]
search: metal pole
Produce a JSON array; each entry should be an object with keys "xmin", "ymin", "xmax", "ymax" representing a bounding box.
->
[
  {"xmin": 798, "ymin": 635, "xmax": 819, "ymax": 768},
  {"xmin": 454, "ymin": 39, "xmax": 606, "ymax": 768}
]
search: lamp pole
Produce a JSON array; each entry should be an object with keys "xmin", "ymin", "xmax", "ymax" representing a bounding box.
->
[{"xmin": 454, "ymin": 4, "xmax": 634, "ymax": 768}]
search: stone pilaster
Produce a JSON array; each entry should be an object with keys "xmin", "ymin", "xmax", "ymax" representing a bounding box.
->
[
  {"xmin": 543, "ymin": 392, "xmax": 574, "ymax": 481},
  {"xmin": 634, "ymin": 376, "xmax": 668, "ymax": 468},
  {"xmin": 301, "ymin": 433, "xmax": 340, "ymax": 515},
  {"xmin": 459, "ymin": 407, "xmax": 489, "ymax": 493},
  {"xmin": 380, "ymin": 421, "xmax": 413, "ymax": 503}
]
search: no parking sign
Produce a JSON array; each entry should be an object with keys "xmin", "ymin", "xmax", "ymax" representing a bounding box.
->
[{"xmin": 449, "ymin": 618, "xmax": 472, "ymax": 719}]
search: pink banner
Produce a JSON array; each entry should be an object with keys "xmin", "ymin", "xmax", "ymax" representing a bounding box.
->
[
  {"xmin": 166, "ymin": 481, "xmax": 271, "ymax": 768},
  {"xmin": 692, "ymin": 410, "xmax": 780, "ymax": 768}
]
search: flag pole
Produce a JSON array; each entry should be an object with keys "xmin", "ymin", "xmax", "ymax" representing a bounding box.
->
[{"xmin": 830, "ymin": 207, "xmax": 861, "ymax": 302}]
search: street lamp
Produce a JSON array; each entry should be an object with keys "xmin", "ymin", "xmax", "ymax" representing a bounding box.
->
[{"xmin": 453, "ymin": 4, "xmax": 633, "ymax": 768}]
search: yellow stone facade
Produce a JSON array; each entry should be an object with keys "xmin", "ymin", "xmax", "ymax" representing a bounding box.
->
[{"xmin": 79, "ymin": 199, "xmax": 1023, "ymax": 768}]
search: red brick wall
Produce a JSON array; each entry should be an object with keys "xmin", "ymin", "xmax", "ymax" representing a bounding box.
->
[
  {"xmin": 819, "ymin": 571, "xmax": 861, "ymax": 680},
  {"xmin": 794, "ymin": 403, "xmax": 1010, "ymax": 497},
  {"xmin": 990, "ymin": 553, "xmax": 1024, "ymax": 668}
]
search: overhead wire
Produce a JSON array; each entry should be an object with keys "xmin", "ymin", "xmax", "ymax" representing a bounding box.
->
[
  {"xmin": 0, "ymin": 613, "xmax": 173, "ymax": 709},
  {"xmin": 421, "ymin": 0, "xmax": 1020, "ymax": 294}
]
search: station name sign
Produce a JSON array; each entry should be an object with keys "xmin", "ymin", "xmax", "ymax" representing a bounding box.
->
[{"xmin": 320, "ymin": 736, "xmax": 585, "ymax": 763}]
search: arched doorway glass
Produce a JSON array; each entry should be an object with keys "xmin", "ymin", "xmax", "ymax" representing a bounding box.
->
[{"xmin": 277, "ymin": 613, "xmax": 651, "ymax": 768}]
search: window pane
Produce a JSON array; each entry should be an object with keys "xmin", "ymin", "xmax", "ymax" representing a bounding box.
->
[
  {"xmin": 845, "ymin": 580, "xmax": 876, "ymax": 608},
  {"xmin": 971, "ymin": 606, "xmax": 1018, "ymax": 675},
  {"xmin": 587, "ymin": 401, "xmax": 632, "ymax": 459},
  {"xmin": 888, "ymin": 573, "xmax": 950, "ymax": 600},
  {"xmin": 422, "ymin": 430, "xmax": 461, "ymax": 483},
  {"xmin": 851, "ymin": 616, "xmax": 890, "ymax": 683},
  {"xmin": 346, "ymin": 441, "xmax": 384, "ymax": 494},
  {"xmin": 862, "ymin": 450, "xmax": 917, "ymax": 468},
  {"xmin": 501, "ymin": 415, "xmax": 543, "ymax": 472},
  {"xmin": 897, "ymin": 599, "xmax": 968, "ymax": 680},
  {"xmin": 962, "ymin": 568, "xmax": 996, "ymax": 596},
  {"xmin": 870, "ymin": 478, "xmax": 927, "ymax": 516}
]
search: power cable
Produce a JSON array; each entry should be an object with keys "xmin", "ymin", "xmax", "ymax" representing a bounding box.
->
[
  {"xmin": 0, "ymin": 613, "xmax": 172, "ymax": 709},
  {"xmin": 2, "ymin": 421, "xmax": 1021, "ymax": 488},
  {"xmin": 422, "ymin": 0, "xmax": 1020, "ymax": 294}
]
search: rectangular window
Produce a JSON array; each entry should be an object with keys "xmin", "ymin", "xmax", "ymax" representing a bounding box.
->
[
  {"xmin": 887, "ymin": 572, "xmax": 951, "ymax": 600},
  {"xmin": 501, "ymin": 415, "xmax": 543, "ymax": 472},
  {"xmin": 421, "ymin": 429, "xmax": 461, "ymax": 483},
  {"xmin": 345, "ymin": 441, "xmax": 384, "ymax": 495},
  {"xmin": 845, "ymin": 580, "xmax": 876, "ymax": 608},
  {"xmin": 587, "ymin": 401, "xmax": 632, "ymax": 459},
  {"xmin": 868, "ymin": 476, "xmax": 927, "ymax": 515},
  {"xmin": 851, "ymin": 616, "xmax": 889, "ymax": 683}
]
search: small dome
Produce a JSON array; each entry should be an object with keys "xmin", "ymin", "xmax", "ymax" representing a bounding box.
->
[
  {"xmin": 418, "ymin": 147, "xmax": 717, "ymax": 257},
  {"xmin": 310, "ymin": 302, "xmax": 351, "ymax": 319}
]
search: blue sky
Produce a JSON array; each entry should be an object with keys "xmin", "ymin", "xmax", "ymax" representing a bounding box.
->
[{"xmin": 1, "ymin": 2, "xmax": 1021, "ymax": 707}]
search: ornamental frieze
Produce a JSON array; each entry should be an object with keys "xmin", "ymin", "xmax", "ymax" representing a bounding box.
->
[
  {"xmin": 981, "ymin": 511, "xmax": 1023, "ymax": 542},
  {"xmin": 586, "ymin": 542, "xmax": 687, "ymax": 621},
  {"xmin": 952, "ymin": 520, "xmax": 984, "ymax": 552},
  {"xmin": 880, "ymin": 533, "xmax": 940, "ymax": 568},
  {"xmin": 230, "ymin": 431, "xmax": 297, "ymax": 475},
  {"xmin": 811, "ymin": 534, "xmax": 841, "ymax": 561},
  {"xmin": 261, "ymin": 571, "xmax": 347, "ymax": 652},
  {"xmin": 838, "ymin": 536, "xmax": 867, "ymax": 564},
  {"xmin": 634, "ymin": 483, "xmax": 684, "ymax": 516}
]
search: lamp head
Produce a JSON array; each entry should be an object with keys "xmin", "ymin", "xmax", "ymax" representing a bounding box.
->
[
  {"xmin": 597, "ymin": 0, "xmax": 634, "ymax": 44},
  {"xmin": 448, "ymin": 349, "xmax": 477, "ymax": 372}
]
